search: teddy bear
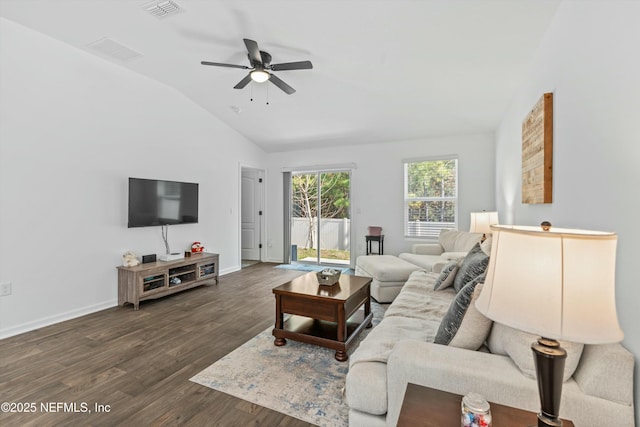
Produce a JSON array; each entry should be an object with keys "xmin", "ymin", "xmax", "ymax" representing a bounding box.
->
[{"xmin": 122, "ymin": 251, "xmax": 140, "ymax": 267}]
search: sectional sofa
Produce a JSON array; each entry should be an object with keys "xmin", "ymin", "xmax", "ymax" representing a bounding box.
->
[
  {"xmin": 346, "ymin": 246, "xmax": 636, "ymax": 426},
  {"xmin": 355, "ymin": 229, "xmax": 482, "ymax": 302}
]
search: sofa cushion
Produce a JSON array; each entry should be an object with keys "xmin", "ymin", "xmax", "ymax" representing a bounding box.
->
[
  {"xmin": 438, "ymin": 229, "xmax": 482, "ymax": 252},
  {"xmin": 433, "ymin": 260, "xmax": 459, "ymax": 290},
  {"xmin": 487, "ymin": 323, "xmax": 584, "ymax": 382},
  {"xmin": 434, "ymin": 277, "xmax": 492, "ymax": 350},
  {"xmin": 398, "ymin": 252, "xmax": 442, "ymax": 271},
  {"xmin": 355, "ymin": 255, "xmax": 420, "ymax": 281},
  {"xmin": 452, "ymin": 242, "xmax": 489, "ymax": 293},
  {"xmin": 350, "ymin": 271, "xmax": 453, "ymax": 365}
]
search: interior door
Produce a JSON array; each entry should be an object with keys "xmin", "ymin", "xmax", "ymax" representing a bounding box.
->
[{"xmin": 241, "ymin": 168, "xmax": 262, "ymax": 261}]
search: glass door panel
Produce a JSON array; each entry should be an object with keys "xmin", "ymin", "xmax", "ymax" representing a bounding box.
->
[
  {"xmin": 318, "ymin": 172, "xmax": 350, "ymax": 266},
  {"xmin": 290, "ymin": 171, "xmax": 351, "ymax": 266},
  {"xmin": 291, "ymin": 173, "xmax": 318, "ymax": 264}
]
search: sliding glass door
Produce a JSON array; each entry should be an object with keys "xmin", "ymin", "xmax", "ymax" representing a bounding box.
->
[{"xmin": 290, "ymin": 170, "xmax": 351, "ymax": 266}]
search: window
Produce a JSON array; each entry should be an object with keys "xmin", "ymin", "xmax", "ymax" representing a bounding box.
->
[{"xmin": 403, "ymin": 157, "xmax": 458, "ymax": 238}]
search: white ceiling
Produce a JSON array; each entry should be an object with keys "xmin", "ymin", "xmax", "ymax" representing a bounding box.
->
[{"xmin": 0, "ymin": 0, "xmax": 561, "ymax": 152}]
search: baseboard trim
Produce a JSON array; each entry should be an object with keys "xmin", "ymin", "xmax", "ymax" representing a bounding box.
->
[
  {"xmin": 0, "ymin": 299, "xmax": 117, "ymax": 340},
  {"xmin": 1, "ymin": 268, "xmax": 244, "ymax": 340},
  {"xmin": 220, "ymin": 266, "xmax": 240, "ymax": 276}
]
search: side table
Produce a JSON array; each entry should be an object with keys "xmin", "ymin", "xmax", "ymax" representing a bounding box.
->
[
  {"xmin": 397, "ymin": 383, "xmax": 575, "ymax": 427},
  {"xmin": 365, "ymin": 234, "xmax": 384, "ymax": 255}
]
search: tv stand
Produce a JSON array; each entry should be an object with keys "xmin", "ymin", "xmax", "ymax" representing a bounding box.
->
[{"xmin": 117, "ymin": 252, "xmax": 219, "ymax": 310}]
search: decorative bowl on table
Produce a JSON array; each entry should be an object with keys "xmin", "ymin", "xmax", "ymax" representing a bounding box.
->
[{"xmin": 316, "ymin": 268, "xmax": 341, "ymax": 286}]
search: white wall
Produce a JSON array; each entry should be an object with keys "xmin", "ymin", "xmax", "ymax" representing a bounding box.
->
[
  {"xmin": 494, "ymin": 1, "xmax": 640, "ymax": 421},
  {"xmin": 0, "ymin": 19, "xmax": 266, "ymax": 337},
  {"xmin": 266, "ymin": 134, "xmax": 495, "ymax": 264}
]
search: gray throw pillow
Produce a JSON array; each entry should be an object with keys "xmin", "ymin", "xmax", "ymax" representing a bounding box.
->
[
  {"xmin": 433, "ymin": 260, "xmax": 460, "ymax": 291},
  {"xmin": 434, "ymin": 274, "xmax": 492, "ymax": 350},
  {"xmin": 452, "ymin": 242, "xmax": 489, "ymax": 293}
]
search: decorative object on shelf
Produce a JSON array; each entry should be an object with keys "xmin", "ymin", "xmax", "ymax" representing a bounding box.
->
[
  {"xmin": 522, "ymin": 92, "xmax": 553, "ymax": 204},
  {"xmin": 191, "ymin": 241, "xmax": 204, "ymax": 253},
  {"xmin": 475, "ymin": 222, "xmax": 623, "ymax": 427},
  {"xmin": 461, "ymin": 392, "xmax": 492, "ymax": 427},
  {"xmin": 316, "ymin": 268, "xmax": 341, "ymax": 285},
  {"xmin": 469, "ymin": 211, "xmax": 499, "ymax": 242},
  {"xmin": 122, "ymin": 251, "xmax": 140, "ymax": 267},
  {"xmin": 141, "ymin": 254, "xmax": 156, "ymax": 264},
  {"xmin": 368, "ymin": 226, "xmax": 383, "ymax": 236}
]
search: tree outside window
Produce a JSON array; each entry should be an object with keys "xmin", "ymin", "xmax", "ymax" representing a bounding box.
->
[{"xmin": 404, "ymin": 158, "xmax": 458, "ymax": 238}]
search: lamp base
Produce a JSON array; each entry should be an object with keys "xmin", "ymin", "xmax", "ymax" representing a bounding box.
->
[{"xmin": 532, "ymin": 337, "xmax": 567, "ymax": 427}]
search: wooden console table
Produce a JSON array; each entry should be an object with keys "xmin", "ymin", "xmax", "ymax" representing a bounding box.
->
[
  {"xmin": 117, "ymin": 252, "xmax": 219, "ymax": 310},
  {"xmin": 397, "ymin": 383, "xmax": 575, "ymax": 427}
]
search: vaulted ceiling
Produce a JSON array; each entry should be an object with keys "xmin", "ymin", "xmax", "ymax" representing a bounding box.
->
[{"xmin": 0, "ymin": 0, "xmax": 561, "ymax": 152}]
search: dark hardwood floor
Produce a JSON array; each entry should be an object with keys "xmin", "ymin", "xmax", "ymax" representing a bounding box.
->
[{"xmin": 0, "ymin": 263, "xmax": 316, "ymax": 427}]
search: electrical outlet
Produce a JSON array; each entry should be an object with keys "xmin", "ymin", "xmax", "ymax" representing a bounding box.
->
[{"xmin": 0, "ymin": 282, "xmax": 11, "ymax": 296}]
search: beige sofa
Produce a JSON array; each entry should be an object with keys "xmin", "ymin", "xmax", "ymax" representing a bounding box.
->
[
  {"xmin": 355, "ymin": 229, "xmax": 483, "ymax": 302},
  {"xmin": 399, "ymin": 229, "xmax": 483, "ymax": 273},
  {"xmin": 345, "ymin": 269, "xmax": 636, "ymax": 427}
]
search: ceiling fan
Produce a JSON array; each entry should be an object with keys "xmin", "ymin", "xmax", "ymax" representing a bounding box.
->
[{"xmin": 201, "ymin": 38, "xmax": 313, "ymax": 95}]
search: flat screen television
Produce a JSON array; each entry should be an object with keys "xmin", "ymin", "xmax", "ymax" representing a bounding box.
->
[{"xmin": 128, "ymin": 178, "xmax": 199, "ymax": 228}]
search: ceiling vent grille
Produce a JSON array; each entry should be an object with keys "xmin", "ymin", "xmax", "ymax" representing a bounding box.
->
[
  {"xmin": 86, "ymin": 38, "xmax": 143, "ymax": 62},
  {"xmin": 145, "ymin": 1, "xmax": 182, "ymax": 18}
]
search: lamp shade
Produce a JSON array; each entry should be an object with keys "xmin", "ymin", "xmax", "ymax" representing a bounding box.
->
[
  {"xmin": 475, "ymin": 225, "xmax": 623, "ymax": 344},
  {"xmin": 469, "ymin": 211, "xmax": 499, "ymax": 234}
]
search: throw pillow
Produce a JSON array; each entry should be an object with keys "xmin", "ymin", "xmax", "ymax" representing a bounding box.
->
[
  {"xmin": 487, "ymin": 323, "xmax": 584, "ymax": 382},
  {"xmin": 433, "ymin": 260, "xmax": 460, "ymax": 291},
  {"xmin": 452, "ymin": 242, "xmax": 489, "ymax": 293},
  {"xmin": 434, "ymin": 278, "xmax": 492, "ymax": 350},
  {"xmin": 438, "ymin": 229, "xmax": 458, "ymax": 252}
]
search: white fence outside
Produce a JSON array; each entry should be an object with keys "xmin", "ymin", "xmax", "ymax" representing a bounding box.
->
[{"xmin": 291, "ymin": 217, "xmax": 351, "ymax": 251}]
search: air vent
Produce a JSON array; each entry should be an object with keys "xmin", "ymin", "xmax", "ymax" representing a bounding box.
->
[
  {"xmin": 145, "ymin": 1, "xmax": 182, "ymax": 18},
  {"xmin": 86, "ymin": 38, "xmax": 143, "ymax": 62}
]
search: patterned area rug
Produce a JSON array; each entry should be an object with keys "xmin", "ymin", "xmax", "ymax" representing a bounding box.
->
[
  {"xmin": 275, "ymin": 264, "xmax": 355, "ymax": 275},
  {"xmin": 190, "ymin": 301, "xmax": 387, "ymax": 426}
]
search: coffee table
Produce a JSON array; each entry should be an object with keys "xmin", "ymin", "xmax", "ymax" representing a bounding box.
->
[
  {"xmin": 397, "ymin": 383, "xmax": 575, "ymax": 426},
  {"xmin": 272, "ymin": 271, "xmax": 373, "ymax": 361}
]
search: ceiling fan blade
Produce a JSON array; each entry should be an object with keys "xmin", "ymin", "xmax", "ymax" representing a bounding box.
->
[
  {"xmin": 270, "ymin": 61, "xmax": 313, "ymax": 71},
  {"xmin": 201, "ymin": 61, "xmax": 249, "ymax": 70},
  {"xmin": 268, "ymin": 73, "xmax": 296, "ymax": 95},
  {"xmin": 234, "ymin": 73, "xmax": 253, "ymax": 89},
  {"xmin": 243, "ymin": 38, "xmax": 262, "ymax": 65}
]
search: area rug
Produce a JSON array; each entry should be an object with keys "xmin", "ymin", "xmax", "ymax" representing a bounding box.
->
[
  {"xmin": 275, "ymin": 263, "xmax": 354, "ymax": 275},
  {"xmin": 190, "ymin": 301, "xmax": 387, "ymax": 426}
]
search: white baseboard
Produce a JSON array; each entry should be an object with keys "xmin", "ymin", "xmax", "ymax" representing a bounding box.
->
[
  {"xmin": 1, "ymin": 268, "xmax": 249, "ymax": 340},
  {"xmin": 219, "ymin": 266, "xmax": 240, "ymax": 276},
  {"xmin": 0, "ymin": 299, "xmax": 117, "ymax": 340}
]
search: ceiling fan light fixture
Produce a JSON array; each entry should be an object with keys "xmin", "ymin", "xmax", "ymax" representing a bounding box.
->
[{"xmin": 250, "ymin": 70, "xmax": 270, "ymax": 83}]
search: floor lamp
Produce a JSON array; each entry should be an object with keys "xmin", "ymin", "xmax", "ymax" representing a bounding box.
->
[{"xmin": 475, "ymin": 223, "xmax": 624, "ymax": 426}]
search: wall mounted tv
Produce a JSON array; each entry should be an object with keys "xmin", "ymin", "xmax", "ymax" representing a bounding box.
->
[{"xmin": 128, "ymin": 178, "xmax": 199, "ymax": 228}]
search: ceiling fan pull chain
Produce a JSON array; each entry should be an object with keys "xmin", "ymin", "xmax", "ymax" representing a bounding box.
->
[
  {"xmin": 250, "ymin": 82, "xmax": 254, "ymax": 102},
  {"xmin": 266, "ymin": 84, "xmax": 270, "ymax": 105}
]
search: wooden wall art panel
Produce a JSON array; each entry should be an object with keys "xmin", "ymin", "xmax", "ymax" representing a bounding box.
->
[{"xmin": 522, "ymin": 92, "xmax": 553, "ymax": 204}]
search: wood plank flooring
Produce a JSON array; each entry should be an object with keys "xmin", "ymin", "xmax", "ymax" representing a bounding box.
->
[{"xmin": 0, "ymin": 263, "xmax": 316, "ymax": 427}]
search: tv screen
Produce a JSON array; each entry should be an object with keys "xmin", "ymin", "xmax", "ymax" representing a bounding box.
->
[{"xmin": 128, "ymin": 178, "xmax": 199, "ymax": 228}]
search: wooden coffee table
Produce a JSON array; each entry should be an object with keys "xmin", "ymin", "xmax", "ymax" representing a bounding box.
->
[
  {"xmin": 397, "ymin": 383, "xmax": 575, "ymax": 426},
  {"xmin": 272, "ymin": 272, "xmax": 373, "ymax": 361}
]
